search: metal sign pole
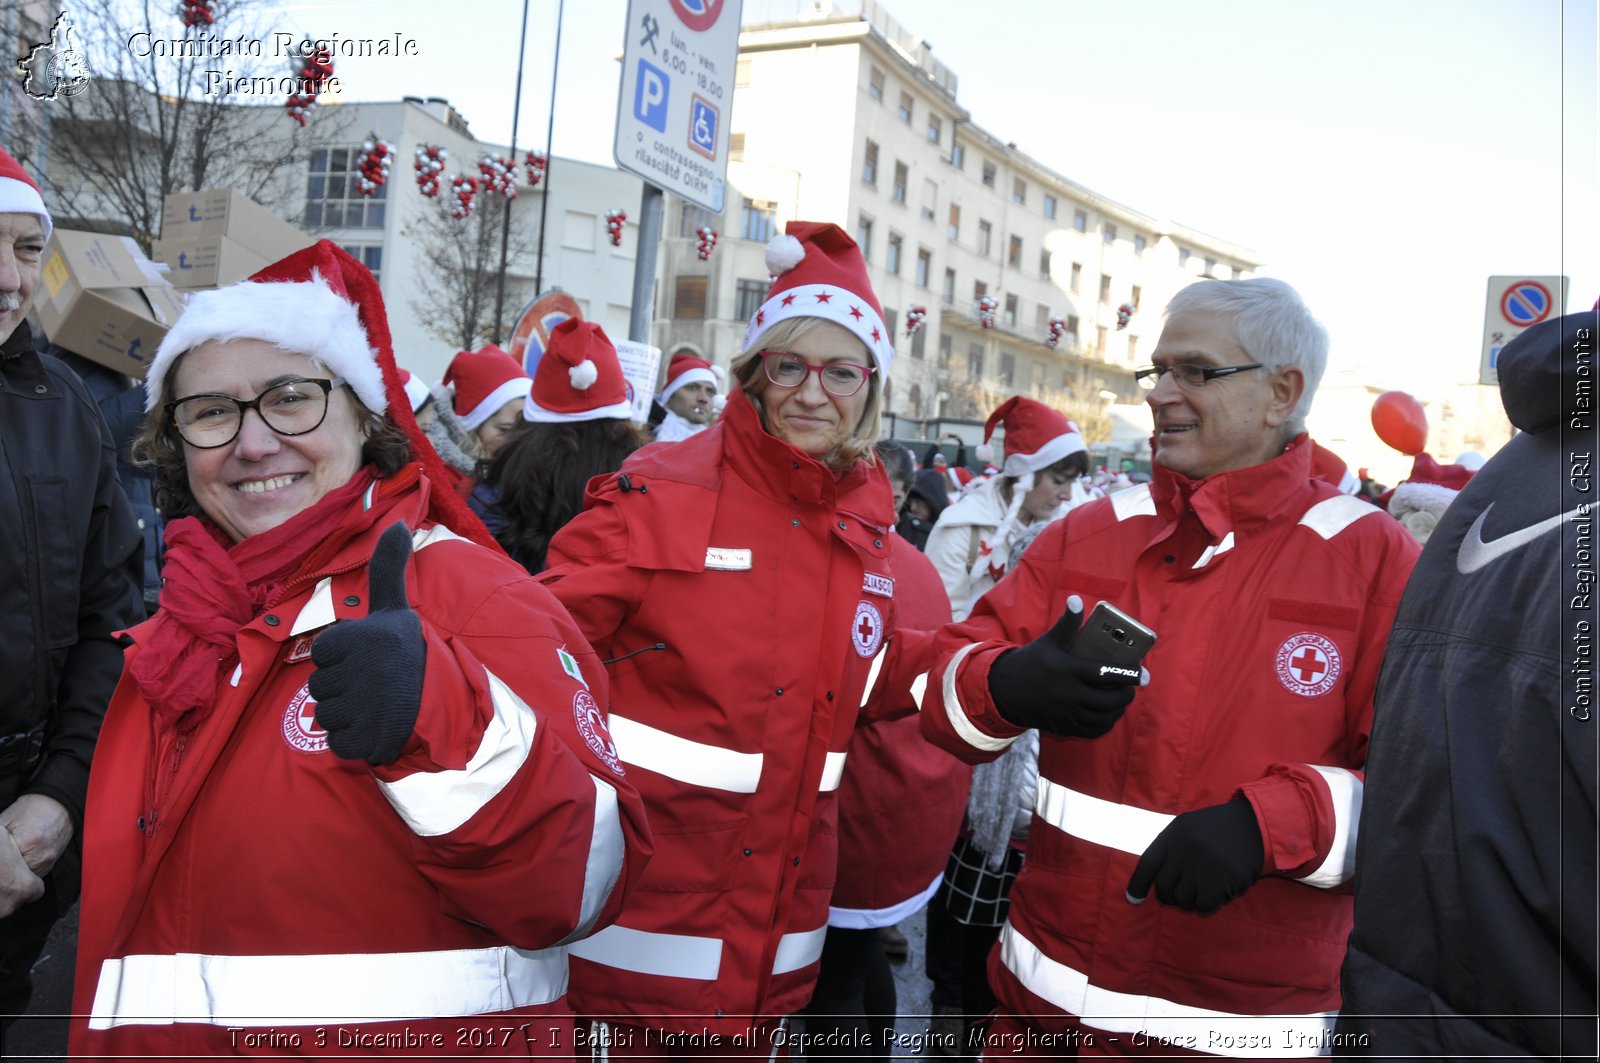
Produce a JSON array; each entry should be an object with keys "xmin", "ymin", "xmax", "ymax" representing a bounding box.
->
[{"xmin": 629, "ymin": 183, "xmax": 664, "ymax": 344}]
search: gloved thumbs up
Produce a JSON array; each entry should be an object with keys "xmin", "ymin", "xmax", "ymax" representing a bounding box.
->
[
  {"xmin": 309, "ymin": 521, "xmax": 426, "ymax": 765},
  {"xmin": 986, "ymin": 595, "xmax": 1138, "ymax": 738}
]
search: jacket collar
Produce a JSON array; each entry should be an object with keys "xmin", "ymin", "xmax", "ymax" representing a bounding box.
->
[
  {"xmin": 719, "ymin": 390, "xmax": 887, "ymax": 520},
  {"xmin": 1151, "ymin": 433, "xmax": 1319, "ymax": 541}
]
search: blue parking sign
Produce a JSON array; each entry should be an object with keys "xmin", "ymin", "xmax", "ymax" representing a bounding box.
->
[
  {"xmin": 689, "ymin": 94, "xmax": 718, "ymax": 159},
  {"xmin": 634, "ymin": 58, "xmax": 669, "ymax": 132}
]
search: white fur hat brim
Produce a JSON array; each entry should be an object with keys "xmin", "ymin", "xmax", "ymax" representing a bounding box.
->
[
  {"xmin": 458, "ymin": 375, "xmax": 533, "ymax": 431},
  {"xmin": 144, "ymin": 272, "xmax": 385, "ymax": 414},
  {"xmin": 660, "ymin": 365, "xmax": 718, "ymax": 403}
]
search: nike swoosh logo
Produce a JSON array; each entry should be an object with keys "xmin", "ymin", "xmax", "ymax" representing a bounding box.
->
[{"xmin": 1456, "ymin": 502, "xmax": 1585, "ymax": 574}]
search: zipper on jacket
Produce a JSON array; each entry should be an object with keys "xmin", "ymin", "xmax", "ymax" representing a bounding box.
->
[{"xmin": 144, "ymin": 729, "xmax": 190, "ymax": 837}]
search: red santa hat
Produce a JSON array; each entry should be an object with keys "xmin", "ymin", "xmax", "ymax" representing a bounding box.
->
[
  {"xmin": 444, "ymin": 344, "xmax": 532, "ymax": 431},
  {"xmin": 742, "ymin": 221, "xmax": 893, "ymax": 377},
  {"xmin": 659, "ymin": 351, "xmax": 719, "ymax": 403},
  {"xmin": 1382, "ymin": 452, "xmax": 1476, "ymax": 545},
  {"xmin": 0, "ymin": 146, "xmax": 50, "ymax": 242},
  {"xmin": 523, "ymin": 317, "xmax": 633, "ymax": 423},
  {"xmin": 399, "ymin": 369, "xmax": 430, "ymax": 413},
  {"xmin": 143, "ymin": 240, "xmax": 497, "ymax": 550},
  {"xmin": 979, "ymin": 396, "xmax": 1086, "ymax": 478}
]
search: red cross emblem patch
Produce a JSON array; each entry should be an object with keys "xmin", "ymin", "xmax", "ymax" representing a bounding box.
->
[
  {"xmin": 852, "ymin": 600, "xmax": 884, "ymax": 658},
  {"xmin": 1274, "ymin": 632, "xmax": 1341, "ymax": 698},
  {"xmin": 281, "ymin": 684, "xmax": 329, "ymax": 753}
]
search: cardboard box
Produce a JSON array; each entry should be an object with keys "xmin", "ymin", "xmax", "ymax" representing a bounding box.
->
[
  {"xmin": 34, "ymin": 230, "xmax": 189, "ymax": 378},
  {"xmin": 152, "ymin": 234, "xmax": 273, "ymax": 289},
  {"xmin": 160, "ymin": 189, "xmax": 313, "ymax": 263}
]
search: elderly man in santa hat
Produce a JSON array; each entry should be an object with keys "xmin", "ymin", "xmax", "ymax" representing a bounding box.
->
[
  {"xmin": 0, "ymin": 145, "xmax": 143, "ymax": 1024},
  {"xmin": 653, "ymin": 351, "xmax": 721, "ymax": 442}
]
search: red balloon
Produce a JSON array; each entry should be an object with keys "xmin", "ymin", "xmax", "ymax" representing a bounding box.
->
[{"xmin": 1371, "ymin": 391, "xmax": 1428, "ymax": 455}]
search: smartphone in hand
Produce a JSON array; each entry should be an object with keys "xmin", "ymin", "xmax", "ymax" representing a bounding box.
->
[{"xmin": 1068, "ymin": 601, "xmax": 1157, "ymax": 681}]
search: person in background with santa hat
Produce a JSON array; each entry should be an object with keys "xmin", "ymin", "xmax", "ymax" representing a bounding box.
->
[
  {"xmin": 479, "ymin": 318, "xmax": 649, "ymax": 574},
  {"xmin": 422, "ymin": 344, "xmax": 532, "ymax": 499},
  {"xmin": 539, "ymin": 221, "xmax": 930, "ymax": 1057},
  {"xmin": 398, "ymin": 367, "xmax": 436, "ymax": 429},
  {"xmin": 654, "ymin": 351, "xmax": 720, "ymax": 442},
  {"xmin": 0, "ymin": 144, "xmax": 144, "ymax": 1027},
  {"xmin": 69, "ymin": 241, "xmax": 650, "ymax": 1057}
]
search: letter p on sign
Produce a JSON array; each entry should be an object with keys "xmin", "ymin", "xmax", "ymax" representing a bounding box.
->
[{"xmin": 635, "ymin": 58, "xmax": 669, "ymax": 132}]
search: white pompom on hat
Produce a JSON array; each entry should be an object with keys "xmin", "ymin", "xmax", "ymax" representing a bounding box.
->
[
  {"xmin": 523, "ymin": 317, "xmax": 633, "ymax": 423},
  {"xmin": 0, "ymin": 146, "xmax": 51, "ymax": 242},
  {"xmin": 741, "ymin": 221, "xmax": 893, "ymax": 378},
  {"xmin": 982, "ymin": 396, "xmax": 1086, "ymax": 478},
  {"xmin": 443, "ymin": 344, "xmax": 532, "ymax": 431}
]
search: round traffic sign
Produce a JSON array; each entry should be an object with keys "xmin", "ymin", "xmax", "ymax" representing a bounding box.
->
[
  {"xmin": 1500, "ymin": 280, "xmax": 1553, "ymax": 326},
  {"xmin": 669, "ymin": 0, "xmax": 727, "ymax": 33}
]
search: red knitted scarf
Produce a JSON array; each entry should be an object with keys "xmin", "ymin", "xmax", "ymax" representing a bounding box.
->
[{"xmin": 128, "ymin": 469, "xmax": 380, "ymax": 730}]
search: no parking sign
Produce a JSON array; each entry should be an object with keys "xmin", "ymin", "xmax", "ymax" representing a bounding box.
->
[{"xmin": 1480, "ymin": 275, "xmax": 1567, "ymax": 385}]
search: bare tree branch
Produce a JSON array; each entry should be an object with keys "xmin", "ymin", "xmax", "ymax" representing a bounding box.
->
[{"xmin": 405, "ymin": 196, "xmax": 538, "ymax": 351}]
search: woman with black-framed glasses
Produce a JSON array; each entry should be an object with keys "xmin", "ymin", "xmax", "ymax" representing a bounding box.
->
[{"xmin": 540, "ymin": 222, "xmax": 934, "ymax": 1058}]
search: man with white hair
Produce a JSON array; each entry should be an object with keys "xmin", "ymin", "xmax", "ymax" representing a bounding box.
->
[
  {"xmin": 653, "ymin": 351, "xmax": 719, "ymax": 442},
  {"xmin": 922, "ymin": 278, "xmax": 1420, "ymax": 1056},
  {"xmin": 0, "ymin": 145, "xmax": 143, "ymax": 1022}
]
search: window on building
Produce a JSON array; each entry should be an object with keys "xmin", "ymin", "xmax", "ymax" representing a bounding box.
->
[
  {"xmin": 1004, "ymin": 294, "xmax": 1018, "ymax": 328},
  {"xmin": 1007, "ymin": 234, "xmax": 1022, "ymax": 268},
  {"xmin": 1035, "ymin": 304, "xmax": 1051, "ymax": 333},
  {"xmin": 734, "ymin": 279, "xmax": 766, "ymax": 322},
  {"xmin": 939, "ymin": 332, "xmax": 954, "ymax": 367},
  {"xmin": 857, "ymin": 214, "xmax": 874, "ymax": 261},
  {"xmin": 1000, "ymin": 351, "xmax": 1016, "ymax": 385},
  {"xmin": 883, "ymin": 307, "xmax": 898, "ymax": 338},
  {"xmin": 947, "ymin": 203, "xmax": 960, "ymax": 242},
  {"xmin": 674, "ymin": 276, "xmax": 708, "ymax": 319},
  {"xmin": 967, "ymin": 343, "xmax": 985, "ymax": 378},
  {"xmin": 977, "ymin": 219, "xmax": 992, "ymax": 256},
  {"xmin": 981, "ymin": 161, "xmax": 996, "ymax": 188},
  {"xmin": 973, "ymin": 280, "xmax": 987, "ymax": 302},
  {"xmin": 1133, "ymin": 234, "xmax": 1147, "ymax": 254},
  {"xmin": 1012, "ymin": 177, "xmax": 1026, "ymax": 205},
  {"xmin": 862, "ymin": 140, "xmax": 878, "ymax": 185},
  {"xmin": 1039, "ymin": 249, "xmax": 1052, "ymax": 279},
  {"xmin": 916, "ymin": 247, "xmax": 932, "ymax": 288},
  {"xmin": 892, "ymin": 162, "xmax": 908, "ymax": 203},
  {"xmin": 1070, "ymin": 262, "xmax": 1082, "ymax": 292},
  {"xmin": 1066, "ymin": 314, "xmax": 1080, "ymax": 341},
  {"xmin": 898, "ymin": 91, "xmax": 913, "ymax": 123},
  {"xmin": 1178, "ymin": 246, "xmax": 1191, "ymax": 266},
  {"xmin": 943, "ymin": 267, "xmax": 957, "ymax": 303},
  {"xmin": 729, "ymin": 132, "xmax": 746, "ymax": 161},
  {"xmin": 949, "ymin": 141, "xmax": 965, "ymax": 169},
  {"xmin": 927, "ymin": 114, "xmax": 942, "ymax": 144},
  {"xmin": 1043, "ymin": 194, "xmax": 1058, "ymax": 220},
  {"xmin": 1096, "ymin": 326, "xmax": 1107, "ymax": 357},
  {"xmin": 1030, "ymin": 360, "xmax": 1047, "ymax": 393},
  {"xmin": 886, "ymin": 232, "xmax": 903, "ymax": 275},
  {"xmin": 1103, "ymin": 222, "xmax": 1118, "ymax": 245},
  {"xmin": 741, "ymin": 198, "xmax": 777, "ymax": 242},
  {"xmin": 1073, "ymin": 208, "xmax": 1088, "ymax": 233},
  {"xmin": 911, "ymin": 326, "xmax": 927, "ymax": 361},
  {"xmin": 868, "ymin": 66, "xmax": 884, "ymax": 100},
  {"xmin": 678, "ymin": 202, "xmax": 716, "ymax": 237},
  {"xmin": 1127, "ymin": 334, "xmax": 1139, "ymax": 362},
  {"xmin": 340, "ymin": 244, "xmax": 382, "ymax": 281},
  {"xmin": 922, "ymin": 178, "xmax": 937, "ymax": 220},
  {"xmin": 306, "ymin": 147, "xmax": 387, "ymax": 228},
  {"xmin": 1099, "ymin": 275, "xmax": 1112, "ymax": 303},
  {"xmin": 1131, "ymin": 284, "xmax": 1142, "ymax": 309},
  {"xmin": 1205, "ymin": 256, "xmax": 1217, "ymax": 276}
]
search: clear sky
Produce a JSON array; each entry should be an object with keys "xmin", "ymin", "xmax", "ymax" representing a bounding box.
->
[{"xmin": 276, "ymin": 0, "xmax": 1596, "ymax": 402}]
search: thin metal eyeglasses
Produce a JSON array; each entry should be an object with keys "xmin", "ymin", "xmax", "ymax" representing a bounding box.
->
[
  {"xmin": 758, "ymin": 351, "xmax": 877, "ymax": 397},
  {"xmin": 1134, "ymin": 363, "xmax": 1264, "ymax": 390},
  {"xmin": 167, "ymin": 377, "xmax": 348, "ymax": 449}
]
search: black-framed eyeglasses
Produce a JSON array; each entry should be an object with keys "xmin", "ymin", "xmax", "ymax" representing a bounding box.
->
[
  {"xmin": 1134, "ymin": 363, "xmax": 1264, "ymax": 390},
  {"xmin": 758, "ymin": 351, "xmax": 877, "ymax": 397},
  {"xmin": 167, "ymin": 377, "xmax": 348, "ymax": 449}
]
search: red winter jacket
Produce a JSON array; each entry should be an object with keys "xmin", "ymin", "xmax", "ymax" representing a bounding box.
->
[
  {"xmin": 829, "ymin": 533, "xmax": 969, "ymax": 925},
  {"xmin": 71, "ymin": 470, "xmax": 650, "ymax": 1058},
  {"xmin": 539, "ymin": 395, "xmax": 927, "ymax": 1036},
  {"xmin": 922, "ymin": 437, "xmax": 1419, "ymax": 1057}
]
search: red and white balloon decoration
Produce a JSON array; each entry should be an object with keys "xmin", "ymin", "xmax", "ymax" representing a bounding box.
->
[
  {"xmin": 978, "ymin": 293, "xmax": 998, "ymax": 330},
  {"xmin": 1116, "ymin": 302, "xmax": 1136, "ymax": 330},
  {"xmin": 284, "ymin": 42, "xmax": 334, "ymax": 127},
  {"xmin": 449, "ymin": 175, "xmax": 479, "ymax": 220},
  {"xmin": 1046, "ymin": 316, "xmax": 1068, "ymax": 348},
  {"xmin": 478, "ymin": 154, "xmax": 517, "ymax": 200},
  {"xmin": 524, "ymin": 151, "xmax": 547, "ymax": 187},
  {"xmin": 905, "ymin": 304, "xmax": 927, "ymax": 337},
  {"xmin": 695, "ymin": 225, "xmax": 719, "ymax": 260},
  {"xmin": 354, "ymin": 135, "xmax": 394, "ymax": 197},
  {"xmin": 180, "ymin": 0, "xmax": 217, "ymax": 28},
  {"xmin": 414, "ymin": 145, "xmax": 447, "ymax": 198},
  {"xmin": 606, "ymin": 209, "xmax": 627, "ymax": 247}
]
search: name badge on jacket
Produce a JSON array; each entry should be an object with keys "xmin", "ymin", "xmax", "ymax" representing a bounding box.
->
[{"xmin": 705, "ymin": 547, "xmax": 753, "ymax": 571}]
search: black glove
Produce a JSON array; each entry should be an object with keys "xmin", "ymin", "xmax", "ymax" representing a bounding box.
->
[
  {"xmin": 1125, "ymin": 798, "xmax": 1264, "ymax": 914},
  {"xmin": 986, "ymin": 597, "xmax": 1139, "ymax": 738},
  {"xmin": 309, "ymin": 521, "xmax": 426, "ymax": 766}
]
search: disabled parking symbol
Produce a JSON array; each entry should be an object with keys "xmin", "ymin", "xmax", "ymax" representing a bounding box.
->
[{"xmin": 689, "ymin": 95, "xmax": 718, "ymax": 160}]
